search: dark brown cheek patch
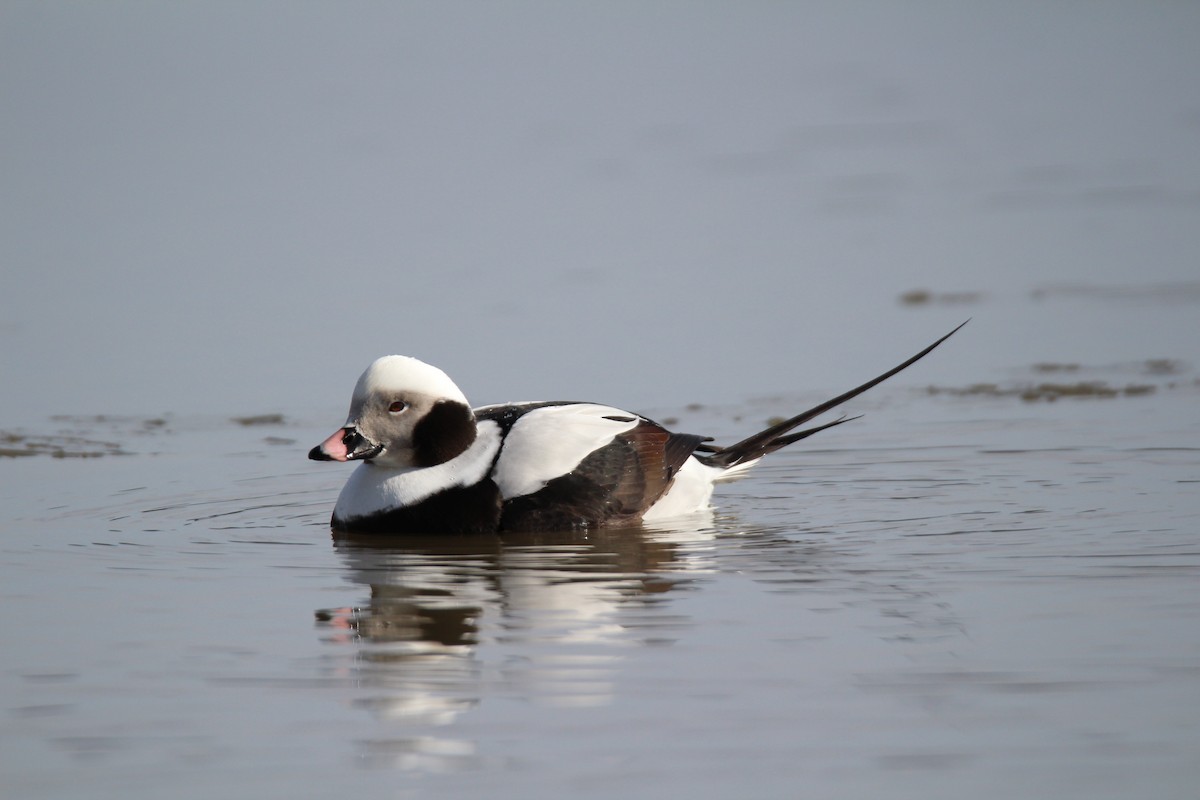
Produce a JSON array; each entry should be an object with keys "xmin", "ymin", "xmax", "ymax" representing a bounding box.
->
[{"xmin": 411, "ymin": 401, "xmax": 477, "ymax": 467}]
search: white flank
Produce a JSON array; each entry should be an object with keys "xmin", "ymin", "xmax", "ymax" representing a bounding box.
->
[
  {"xmin": 334, "ymin": 421, "xmax": 502, "ymax": 520},
  {"xmin": 491, "ymin": 404, "xmax": 641, "ymax": 499},
  {"xmin": 641, "ymin": 456, "xmax": 724, "ymax": 522}
]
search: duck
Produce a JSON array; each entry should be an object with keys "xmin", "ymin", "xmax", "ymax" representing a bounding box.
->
[{"xmin": 309, "ymin": 322, "xmax": 965, "ymax": 534}]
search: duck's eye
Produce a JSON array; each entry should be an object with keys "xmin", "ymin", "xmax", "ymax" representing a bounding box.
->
[{"xmin": 388, "ymin": 400, "xmax": 408, "ymax": 414}]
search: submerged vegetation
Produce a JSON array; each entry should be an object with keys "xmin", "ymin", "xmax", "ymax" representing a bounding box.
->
[
  {"xmin": 927, "ymin": 359, "xmax": 1189, "ymax": 403},
  {"xmin": 0, "ymin": 431, "xmax": 126, "ymax": 458},
  {"xmin": 926, "ymin": 381, "xmax": 1157, "ymax": 402},
  {"xmin": 3, "ymin": 410, "xmax": 285, "ymax": 458},
  {"xmin": 899, "ymin": 288, "xmax": 985, "ymax": 306},
  {"xmin": 231, "ymin": 413, "xmax": 286, "ymax": 426}
]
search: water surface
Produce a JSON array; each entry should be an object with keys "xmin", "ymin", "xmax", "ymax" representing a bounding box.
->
[
  {"xmin": 3, "ymin": 368, "xmax": 1198, "ymax": 799},
  {"xmin": 3, "ymin": 4, "xmax": 1199, "ymax": 798}
]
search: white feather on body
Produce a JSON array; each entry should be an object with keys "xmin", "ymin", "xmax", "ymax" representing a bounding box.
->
[
  {"xmin": 641, "ymin": 455, "xmax": 760, "ymax": 522},
  {"xmin": 334, "ymin": 421, "xmax": 502, "ymax": 521},
  {"xmin": 490, "ymin": 404, "xmax": 641, "ymax": 499},
  {"xmin": 641, "ymin": 457, "xmax": 722, "ymax": 522}
]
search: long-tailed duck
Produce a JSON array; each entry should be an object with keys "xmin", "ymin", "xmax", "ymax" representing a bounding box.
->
[{"xmin": 310, "ymin": 323, "xmax": 964, "ymax": 534}]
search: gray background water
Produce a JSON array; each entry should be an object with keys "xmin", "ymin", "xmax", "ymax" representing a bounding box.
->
[{"xmin": 2, "ymin": 3, "xmax": 1199, "ymax": 799}]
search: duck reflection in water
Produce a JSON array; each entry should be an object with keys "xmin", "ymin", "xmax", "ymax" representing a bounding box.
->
[
  {"xmin": 315, "ymin": 521, "xmax": 706, "ymax": 728},
  {"xmin": 315, "ymin": 508, "xmax": 968, "ymax": 774}
]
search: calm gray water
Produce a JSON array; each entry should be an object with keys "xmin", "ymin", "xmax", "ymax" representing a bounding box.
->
[
  {"xmin": 3, "ymin": 364, "xmax": 1198, "ymax": 799},
  {"xmin": 3, "ymin": 4, "xmax": 1200, "ymax": 799}
]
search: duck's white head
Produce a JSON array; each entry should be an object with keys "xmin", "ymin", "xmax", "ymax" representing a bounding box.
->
[{"xmin": 309, "ymin": 356, "xmax": 476, "ymax": 470}]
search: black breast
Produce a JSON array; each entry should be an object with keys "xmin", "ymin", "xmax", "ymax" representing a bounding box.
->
[{"xmin": 332, "ymin": 480, "xmax": 503, "ymax": 535}]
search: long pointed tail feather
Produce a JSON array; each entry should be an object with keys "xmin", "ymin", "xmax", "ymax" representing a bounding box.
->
[{"xmin": 700, "ymin": 320, "xmax": 967, "ymax": 469}]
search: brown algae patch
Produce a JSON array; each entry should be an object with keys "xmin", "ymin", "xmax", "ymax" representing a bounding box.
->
[
  {"xmin": 0, "ymin": 431, "xmax": 127, "ymax": 458},
  {"xmin": 49, "ymin": 414, "xmax": 169, "ymax": 433},
  {"xmin": 1142, "ymin": 359, "xmax": 1185, "ymax": 375},
  {"xmin": 1019, "ymin": 382, "xmax": 1155, "ymax": 401},
  {"xmin": 4, "ymin": 414, "xmax": 177, "ymax": 458},
  {"xmin": 1031, "ymin": 362, "xmax": 1081, "ymax": 374},
  {"xmin": 928, "ymin": 358, "xmax": 1188, "ymax": 402},
  {"xmin": 231, "ymin": 413, "xmax": 286, "ymax": 426},
  {"xmin": 926, "ymin": 381, "xmax": 1157, "ymax": 402},
  {"xmin": 1031, "ymin": 282, "xmax": 1200, "ymax": 303},
  {"xmin": 899, "ymin": 288, "xmax": 984, "ymax": 306}
]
